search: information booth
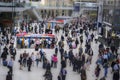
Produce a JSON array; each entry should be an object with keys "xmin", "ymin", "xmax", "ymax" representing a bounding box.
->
[{"xmin": 16, "ymin": 33, "xmax": 55, "ymax": 49}]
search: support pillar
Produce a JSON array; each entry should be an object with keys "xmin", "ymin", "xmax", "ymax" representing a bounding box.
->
[{"xmin": 97, "ymin": 0, "xmax": 103, "ymax": 35}]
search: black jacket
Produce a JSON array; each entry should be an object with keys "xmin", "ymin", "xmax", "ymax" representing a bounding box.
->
[{"xmin": 6, "ymin": 74, "xmax": 12, "ymax": 80}]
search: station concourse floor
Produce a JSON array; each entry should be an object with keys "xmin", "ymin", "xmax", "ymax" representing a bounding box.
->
[{"xmin": 0, "ymin": 30, "xmax": 114, "ymax": 80}]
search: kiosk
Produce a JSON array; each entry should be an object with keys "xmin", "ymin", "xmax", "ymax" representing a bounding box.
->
[{"xmin": 16, "ymin": 33, "xmax": 55, "ymax": 48}]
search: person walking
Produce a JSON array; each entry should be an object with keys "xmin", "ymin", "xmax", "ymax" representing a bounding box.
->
[
  {"xmin": 46, "ymin": 60, "xmax": 51, "ymax": 71},
  {"xmin": 43, "ymin": 70, "xmax": 52, "ymax": 80},
  {"xmin": 103, "ymin": 60, "xmax": 108, "ymax": 77},
  {"xmin": 60, "ymin": 68, "xmax": 67, "ymax": 80},
  {"xmin": 55, "ymin": 46, "xmax": 58, "ymax": 55},
  {"xmin": 27, "ymin": 57, "xmax": 32, "ymax": 71},
  {"xmin": 18, "ymin": 54, "xmax": 23, "ymax": 70},
  {"xmin": 80, "ymin": 66, "xmax": 87, "ymax": 80},
  {"xmin": 75, "ymin": 38, "xmax": 79, "ymax": 48},
  {"xmin": 61, "ymin": 58, "xmax": 66, "ymax": 68},
  {"xmin": 57, "ymin": 73, "xmax": 62, "ymax": 80},
  {"xmin": 53, "ymin": 54, "xmax": 58, "ymax": 68},
  {"xmin": 95, "ymin": 64, "xmax": 101, "ymax": 79},
  {"xmin": 35, "ymin": 53, "xmax": 40, "ymax": 67},
  {"xmin": 31, "ymin": 52, "xmax": 36, "ymax": 66},
  {"xmin": 11, "ymin": 48, "xmax": 16, "ymax": 60},
  {"xmin": 112, "ymin": 61, "xmax": 119, "ymax": 80},
  {"xmin": 7, "ymin": 58, "xmax": 14, "ymax": 75},
  {"xmin": 6, "ymin": 71, "xmax": 12, "ymax": 80},
  {"xmin": 22, "ymin": 51, "xmax": 27, "ymax": 67}
]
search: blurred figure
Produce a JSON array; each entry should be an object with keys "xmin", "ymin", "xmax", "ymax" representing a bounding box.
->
[
  {"xmin": 6, "ymin": 71, "xmax": 12, "ymax": 80},
  {"xmin": 27, "ymin": 57, "xmax": 32, "ymax": 71},
  {"xmin": 95, "ymin": 64, "xmax": 101, "ymax": 79},
  {"xmin": 43, "ymin": 70, "xmax": 52, "ymax": 80},
  {"xmin": 60, "ymin": 68, "xmax": 67, "ymax": 80},
  {"xmin": 7, "ymin": 57, "xmax": 14, "ymax": 75},
  {"xmin": 80, "ymin": 66, "xmax": 87, "ymax": 80}
]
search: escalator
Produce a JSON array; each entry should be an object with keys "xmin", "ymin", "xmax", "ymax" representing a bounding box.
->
[{"xmin": 26, "ymin": 8, "xmax": 42, "ymax": 21}]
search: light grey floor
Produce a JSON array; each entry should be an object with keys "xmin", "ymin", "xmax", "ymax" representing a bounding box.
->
[{"xmin": 0, "ymin": 30, "xmax": 114, "ymax": 80}]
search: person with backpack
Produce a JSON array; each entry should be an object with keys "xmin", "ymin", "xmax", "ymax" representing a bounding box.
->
[{"xmin": 60, "ymin": 68, "xmax": 67, "ymax": 80}]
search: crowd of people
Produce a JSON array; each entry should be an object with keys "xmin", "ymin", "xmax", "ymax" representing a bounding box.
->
[
  {"xmin": 17, "ymin": 37, "xmax": 56, "ymax": 49},
  {"xmin": 0, "ymin": 27, "xmax": 16, "ymax": 80},
  {"xmin": 15, "ymin": 21, "xmax": 58, "ymax": 49},
  {"xmin": 0, "ymin": 16, "xmax": 120, "ymax": 80}
]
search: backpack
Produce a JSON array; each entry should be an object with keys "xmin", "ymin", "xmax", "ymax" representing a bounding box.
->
[
  {"xmin": 3, "ymin": 60, "xmax": 7, "ymax": 66},
  {"xmin": 61, "ymin": 69, "xmax": 67, "ymax": 75}
]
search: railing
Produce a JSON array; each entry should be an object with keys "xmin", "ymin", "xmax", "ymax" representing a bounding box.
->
[
  {"xmin": 0, "ymin": 2, "xmax": 25, "ymax": 7},
  {"xmin": 0, "ymin": 2, "xmax": 14, "ymax": 7},
  {"xmin": 103, "ymin": 4, "xmax": 120, "ymax": 9}
]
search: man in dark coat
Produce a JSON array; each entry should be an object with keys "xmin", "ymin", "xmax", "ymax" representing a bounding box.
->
[
  {"xmin": 60, "ymin": 47, "xmax": 64, "ymax": 60},
  {"xmin": 68, "ymin": 50, "xmax": 74, "ymax": 66},
  {"xmin": 61, "ymin": 58, "xmax": 66, "ymax": 68},
  {"xmin": 110, "ymin": 45, "xmax": 115, "ymax": 54},
  {"xmin": 6, "ymin": 71, "xmax": 12, "ymax": 80},
  {"xmin": 46, "ymin": 61, "xmax": 51, "ymax": 71},
  {"xmin": 55, "ymin": 47, "xmax": 58, "ymax": 55},
  {"xmin": 75, "ymin": 38, "xmax": 79, "ymax": 47},
  {"xmin": 27, "ymin": 57, "xmax": 32, "ymax": 71}
]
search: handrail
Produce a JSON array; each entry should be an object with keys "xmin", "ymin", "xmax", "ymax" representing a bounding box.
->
[
  {"xmin": 0, "ymin": 2, "xmax": 15, "ymax": 6},
  {"xmin": 0, "ymin": 2, "xmax": 28, "ymax": 7}
]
